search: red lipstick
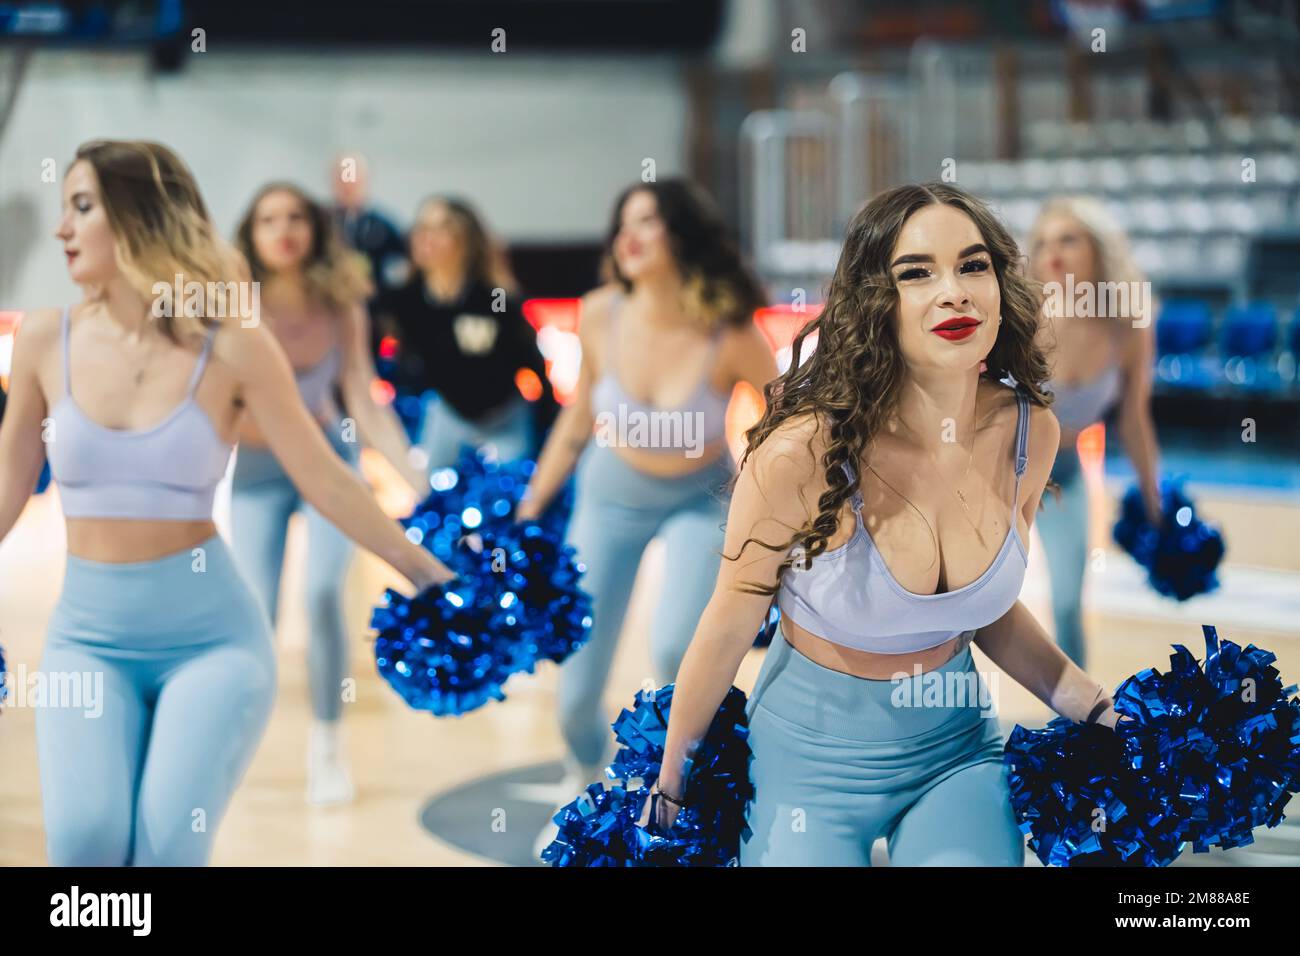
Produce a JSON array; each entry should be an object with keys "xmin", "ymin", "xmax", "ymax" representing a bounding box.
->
[{"xmin": 930, "ymin": 316, "xmax": 980, "ymax": 341}]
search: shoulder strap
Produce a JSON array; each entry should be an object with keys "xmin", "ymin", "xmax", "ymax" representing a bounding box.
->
[
  {"xmin": 61, "ymin": 305, "xmax": 72, "ymax": 396},
  {"xmin": 1012, "ymin": 388, "xmax": 1030, "ymax": 496},
  {"xmin": 187, "ymin": 323, "xmax": 219, "ymax": 395},
  {"xmin": 840, "ymin": 458, "xmax": 863, "ymax": 504}
]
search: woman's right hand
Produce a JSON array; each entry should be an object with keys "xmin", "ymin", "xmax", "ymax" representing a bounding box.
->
[{"xmin": 407, "ymin": 548, "xmax": 459, "ymax": 592}]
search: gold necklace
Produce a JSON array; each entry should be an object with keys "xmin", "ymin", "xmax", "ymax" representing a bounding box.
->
[
  {"xmin": 906, "ymin": 388, "xmax": 980, "ymax": 519},
  {"xmin": 128, "ymin": 327, "xmax": 164, "ymax": 387}
]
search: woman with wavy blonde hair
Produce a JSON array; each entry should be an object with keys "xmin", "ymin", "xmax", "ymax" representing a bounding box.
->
[
  {"xmin": 231, "ymin": 182, "xmax": 429, "ymax": 806},
  {"xmin": 649, "ymin": 182, "xmax": 1121, "ymax": 866},
  {"xmin": 1028, "ymin": 196, "xmax": 1162, "ymax": 669},
  {"xmin": 0, "ymin": 140, "xmax": 453, "ymax": 865},
  {"xmin": 523, "ymin": 178, "xmax": 779, "ymax": 857}
]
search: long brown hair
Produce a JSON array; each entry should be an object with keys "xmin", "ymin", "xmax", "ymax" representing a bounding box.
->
[
  {"xmin": 724, "ymin": 181, "xmax": 1052, "ymax": 596},
  {"xmin": 604, "ymin": 178, "xmax": 767, "ymax": 332},
  {"xmin": 73, "ymin": 139, "xmax": 241, "ymax": 342},
  {"xmin": 234, "ymin": 182, "xmax": 369, "ymax": 313},
  {"xmin": 411, "ymin": 195, "xmax": 519, "ymax": 295}
]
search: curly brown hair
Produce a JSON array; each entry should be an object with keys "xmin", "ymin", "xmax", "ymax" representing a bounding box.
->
[
  {"xmin": 723, "ymin": 181, "xmax": 1052, "ymax": 597},
  {"xmin": 603, "ymin": 178, "xmax": 767, "ymax": 332}
]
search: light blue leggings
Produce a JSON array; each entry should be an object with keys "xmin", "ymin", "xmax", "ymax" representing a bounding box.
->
[
  {"xmin": 741, "ymin": 634, "xmax": 1025, "ymax": 866},
  {"xmin": 558, "ymin": 442, "xmax": 735, "ymax": 768},
  {"xmin": 417, "ymin": 391, "xmax": 533, "ymax": 472},
  {"xmin": 36, "ymin": 534, "xmax": 276, "ymax": 866},
  {"xmin": 1036, "ymin": 447, "xmax": 1089, "ymax": 668},
  {"xmin": 230, "ymin": 425, "xmax": 359, "ymax": 722}
]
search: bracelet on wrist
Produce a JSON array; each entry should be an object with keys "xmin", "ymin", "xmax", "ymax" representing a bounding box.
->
[
  {"xmin": 655, "ymin": 784, "xmax": 685, "ymax": 809},
  {"xmin": 1085, "ymin": 698, "xmax": 1114, "ymax": 725}
]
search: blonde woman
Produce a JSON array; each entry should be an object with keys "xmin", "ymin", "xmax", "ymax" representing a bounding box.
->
[
  {"xmin": 1029, "ymin": 197, "xmax": 1162, "ymax": 669},
  {"xmin": 0, "ymin": 140, "xmax": 453, "ymax": 865},
  {"xmin": 230, "ymin": 182, "xmax": 428, "ymax": 806}
]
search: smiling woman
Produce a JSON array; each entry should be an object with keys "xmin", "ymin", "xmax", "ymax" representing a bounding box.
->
[{"xmin": 651, "ymin": 181, "xmax": 1123, "ymax": 867}]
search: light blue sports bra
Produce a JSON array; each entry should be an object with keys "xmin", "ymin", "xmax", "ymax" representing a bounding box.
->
[
  {"xmin": 46, "ymin": 306, "xmax": 233, "ymax": 521},
  {"xmin": 1047, "ymin": 365, "xmax": 1121, "ymax": 433},
  {"xmin": 776, "ymin": 389, "xmax": 1031, "ymax": 655},
  {"xmin": 589, "ymin": 294, "xmax": 731, "ymax": 452}
]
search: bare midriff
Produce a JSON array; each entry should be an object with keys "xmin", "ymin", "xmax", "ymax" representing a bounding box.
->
[
  {"xmin": 608, "ymin": 436, "xmax": 732, "ymax": 478},
  {"xmin": 778, "ymin": 610, "xmax": 960, "ymax": 681},
  {"xmin": 66, "ymin": 519, "xmax": 217, "ymax": 563}
]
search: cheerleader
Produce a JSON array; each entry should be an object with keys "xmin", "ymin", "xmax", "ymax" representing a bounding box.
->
[
  {"xmin": 1028, "ymin": 197, "xmax": 1162, "ymax": 668},
  {"xmin": 521, "ymin": 179, "xmax": 778, "ymax": 855},
  {"xmin": 229, "ymin": 182, "xmax": 429, "ymax": 805},
  {"xmin": 651, "ymin": 183, "xmax": 1119, "ymax": 866},
  {"xmin": 0, "ymin": 139, "xmax": 453, "ymax": 865},
  {"xmin": 372, "ymin": 196, "xmax": 558, "ymax": 470}
]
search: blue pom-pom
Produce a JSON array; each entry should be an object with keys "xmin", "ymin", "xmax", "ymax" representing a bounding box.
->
[
  {"xmin": 371, "ymin": 522, "xmax": 592, "ymax": 716},
  {"xmin": 403, "ymin": 446, "xmax": 575, "ymax": 564},
  {"xmin": 752, "ymin": 600, "xmax": 780, "ymax": 649},
  {"xmin": 0, "ymin": 643, "xmax": 8, "ymax": 707},
  {"xmin": 1113, "ymin": 480, "xmax": 1225, "ymax": 601},
  {"xmin": 1115, "ymin": 625, "xmax": 1300, "ymax": 853},
  {"xmin": 542, "ymin": 682, "xmax": 752, "ymax": 866},
  {"xmin": 1005, "ymin": 717, "xmax": 1185, "ymax": 866},
  {"xmin": 1006, "ymin": 624, "xmax": 1300, "ymax": 866},
  {"xmin": 34, "ymin": 461, "xmax": 51, "ymax": 496}
]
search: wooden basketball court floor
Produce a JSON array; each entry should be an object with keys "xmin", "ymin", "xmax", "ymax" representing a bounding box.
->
[{"xmin": 2, "ymin": 452, "xmax": 1297, "ymax": 867}]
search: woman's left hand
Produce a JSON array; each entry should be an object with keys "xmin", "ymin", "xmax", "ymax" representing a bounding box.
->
[
  {"xmin": 636, "ymin": 786, "xmax": 682, "ymax": 831},
  {"xmin": 1094, "ymin": 702, "xmax": 1121, "ymax": 730}
]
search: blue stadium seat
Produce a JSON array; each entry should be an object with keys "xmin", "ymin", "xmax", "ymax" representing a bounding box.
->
[
  {"xmin": 1156, "ymin": 300, "xmax": 1213, "ymax": 356},
  {"xmin": 1222, "ymin": 303, "xmax": 1278, "ymax": 357},
  {"xmin": 1155, "ymin": 300, "xmax": 1215, "ymax": 390},
  {"xmin": 1219, "ymin": 302, "xmax": 1281, "ymax": 392}
]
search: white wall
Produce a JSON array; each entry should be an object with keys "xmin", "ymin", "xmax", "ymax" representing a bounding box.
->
[{"xmin": 0, "ymin": 48, "xmax": 688, "ymax": 309}]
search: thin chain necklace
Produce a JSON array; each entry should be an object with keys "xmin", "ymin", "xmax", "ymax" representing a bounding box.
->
[
  {"xmin": 860, "ymin": 389, "xmax": 996, "ymax": 589},
  {"xmin": 127, "ymin": 324, "xmax": 165, "ymax": 386},
  {"xmin": 906, "ymin": 387, "xmax": 980, "ymax": 520}
]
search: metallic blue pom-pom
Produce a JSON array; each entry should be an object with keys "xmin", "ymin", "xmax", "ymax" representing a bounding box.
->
[
  {"xmin": 1113, "ymin": 480, "xmax": 1225, "ymax": 601},
  {"xmin": 752, "ymin": 600, "xmax": 781, "ymax": 649},
  {"xmin": 1006, "ymin": 624, "xmax": 1300, "ymax": 866},
  {"xmin": 0, "ymin": 643, "xmax": 8, "ymax": 707},
  {"xmin": 402, "ymin": 446, "xmax": 575, "ymax": 566},
  {"xmin": 1005, "ymin": 717, "xmax": 1185, "ymax": 866},
  {"xmin": 371, "ymin": 522, "xmax": 592, "ymax": 716},
  {"xmin": 1116, "ymin": 625, "xmax": 1300, "ymax": 853},
  {"xmin": 542, "ymin": 683, "xmax": 753, "ymax": 866}
]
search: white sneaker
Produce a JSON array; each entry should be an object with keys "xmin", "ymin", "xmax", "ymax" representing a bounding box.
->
[
  {"xmin": 533, "ymin": 754, "xmax": 608, "ymax": 861},
  {"xmin": 306, "ymin": 720, "xmax": 355, "ymax": 806}
]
